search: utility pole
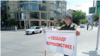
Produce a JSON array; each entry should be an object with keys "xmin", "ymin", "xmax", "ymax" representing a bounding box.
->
[
  {"xmin": 93, "ymin": 0, "xmax": 95, "ymax": 9},
  {"xmin": 92, "ymin": 0, "xmax": 95, "ymax": 29},
  {"xmin": 96, "ymin": 0, "xmax": 100, "ymax": 49}
]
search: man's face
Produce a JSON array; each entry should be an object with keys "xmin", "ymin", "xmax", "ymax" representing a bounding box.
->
[{"xmin": 64, "ymin": 17, "xmax": 72, "ymax": 24}]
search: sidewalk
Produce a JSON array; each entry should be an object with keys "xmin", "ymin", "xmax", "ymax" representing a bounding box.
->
[
  {"xmin": 53, "ymin": 26, "xmax": 100, "ymax": 56},
  {"xmin": 1, "ymin": 29, "xmax": 25, "ymax": 31},
  {"xmin": 17, "ymin": 29, "xmax": 25, "ymax": 31},
  {"xmin": 1, "ymin": 29, "xmax": 25, "ymax": 34},
  {"xmin": 53, "ymin": 46, "xmax": 100, "ymax": 56}
]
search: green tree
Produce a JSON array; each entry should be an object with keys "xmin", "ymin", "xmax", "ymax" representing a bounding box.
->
[
  {"xmin": 85, "ymin": 19, "xmax": 88, "ymax": 23},
  {"xmin": 93, "ymin": 14, "xmax": 99, "ymax": 21},
  {"xmin": 8, "ymin": 18, "xmax": 19, "ymax": 26},
  {"xmin": 72, "ymin": 10, "xmax": 86, "ymax": 25},
  {"xmin": 80, "ymin": 19, "xmax": 88, "ymax": 24},
  {"xmin": 59, "ymin": 21, "xmax": 66, "ymax": 26},
  {"xmin": 59, "ymin": 22, "xmax": 63, "ymax": 26}
]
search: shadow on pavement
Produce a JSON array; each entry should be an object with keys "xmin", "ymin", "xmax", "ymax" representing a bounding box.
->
[
  {"xmin": 25, "ymin": 33, "xmax": 42, "ymax": 35},
  {"xmin": 88, "ymin": 28, "xmax": 93, "ymax": 31},
  {"xmin": 82, "ymin": 49, "xmax": 100, "ymax": 56}
]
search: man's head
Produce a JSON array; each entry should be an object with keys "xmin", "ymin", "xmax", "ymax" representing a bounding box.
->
[{"xmin": 64, "ymin": 15, "xmax": 72, "ymax": 24}]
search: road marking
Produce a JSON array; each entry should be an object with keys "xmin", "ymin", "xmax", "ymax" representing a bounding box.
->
[{"xmin": 1, "ymin": 32, "xmax": 13, "ymax": 34}]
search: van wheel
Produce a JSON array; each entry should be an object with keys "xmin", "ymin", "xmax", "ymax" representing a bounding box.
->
[
  {"xmin": 40, "ymin": 31, "xmax": 42, "ymax": 33},
  {"xmin": 26, "ymin": 33, "xmax": 28, "ymax": 35},
  {"xmin": 32, "ymin": 31, "xmax": 34, "ymax": 34}
]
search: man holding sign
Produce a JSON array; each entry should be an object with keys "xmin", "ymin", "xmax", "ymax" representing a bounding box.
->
[
  {"xmin": 58, "ymin": 14, "xmax": 80, "ymax": 56},
  {"xmin": 44, "ymin": 14, "xmax": 80, "ymax": 56}
]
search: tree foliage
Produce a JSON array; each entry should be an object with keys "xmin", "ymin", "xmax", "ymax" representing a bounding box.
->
[
  {"xmin": 93, "ymin": 14, "xmax": 99, "ymax": 21},
  {"xmin": 8, "ymin": 18, "xmax": 19, "ymax": 26},
  {"xmin": 59, "ymin": 21, "xmax": 66, "ymax": 26},
  {"xmin": 72, "ymin": 10, "xmax": 86, "ymax": 25},
  {"xmin": 80, "ymin": 19, "xmax": 88, "ymax": 24}
]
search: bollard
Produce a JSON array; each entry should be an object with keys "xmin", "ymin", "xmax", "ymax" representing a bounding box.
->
[{"xmin": 15, "ymin": 26, "xmax": 17, "ymax": 31}]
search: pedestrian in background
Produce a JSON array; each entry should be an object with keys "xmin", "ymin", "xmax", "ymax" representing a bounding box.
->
[{"xmin": 87, "ymin": 23, "xmax": 89, "ymax": 30}]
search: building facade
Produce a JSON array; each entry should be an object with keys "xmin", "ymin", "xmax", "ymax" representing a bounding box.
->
[
  {"xmin": 1, "ymin": 0, "xmax": 67, "ymax": 29},
  {"xmin": 66, "ymin": 9, "xmax": 75, "ymax": 16},
  {"xmin": 50, "ymin": 1, "xmax": 67, "ymax": 26}
]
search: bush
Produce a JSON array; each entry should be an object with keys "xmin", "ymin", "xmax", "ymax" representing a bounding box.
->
[
  {"xmin": 8, "ymin": 18, "xmax": 20, "ymax": 26},
  {"xmin": 59, "ymin": 21, "xmax": 66, "ymax": 26},
  {"xmin": 80, "ymin": 19, "xmax": 88, "ymax": 24}
]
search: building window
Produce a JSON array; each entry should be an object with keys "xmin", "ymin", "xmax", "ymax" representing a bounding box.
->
[
  {"xmin": 15, "ymin": 13, "xmax": 17, "ymax": 19},
  {"xmin": 1, "ymin": 6, "xmax": 6, "ymax": 12},
  {"xmin": 15, "ymin": 12, "xmax": 19, "ymax": 19},
  {"xmin": 23, "ymin": 4, "xmax": 29, "ymax": 10},
  {"xmin": 8, "ymin": 6, "xmax": 10, "ymax": 10},
  {"xmin": 41, "ymin": 13, "xmax": 47, "ymax": 19},
  {"xmin": 20, "ymin": 4, "xmax": 23, "ymax": 8},
  {"xmin": 62, "ymin": 5, "xmax": 64, "ymax": 10},
  {"xmin": 39, "ymin": 0, "xmax": 46, "ymax": 4},
  {"xmin": 30, "ymin": 12, "xmax": 39, "ymax": 19},
  {"xmin": 22, "ymin": 0, "xmax": 28, "ymax": 2},
  {"xmin": 20, "ymin": 0, "xmax": 22, "ymax": 2},
  {"xmin": 20, "ymin": 12, "xmax": 29, "ymax": 19},
  {"xmin": 8, "ymin": 15, "xmax": 10, "ymax": 18},
  {"xmin": 59, "ymin": 2, "xmax": 61, "ymax": 7},
  {"xmin": 20, "ymin": 12, "xmax": 24, "ymax": 19},
  {"xmin": 7, "ymin": 0, "xmax": 9, "ymax": 2},
  {"xmin": 54, "ymin": 13, "xmax": 56, "ymax": 18},
  {"xmin": 56, "ymin": 1, "xmax": 59, "ymax": 6},
  {"xmin": 54, "ymin": 1, "xmax": 56, "ymax": 4},
  {"xmin": 1, "ymin": 1, "xmax": 6, "ymax": 4},
  {"xmin": 65, "ymin": 6, "xmax": 66, "ymax": 10},
  {"xmin": 39, "ymin": 4, "xmax": 46, "ymax": 11},
  {"xmin": 30, "ymin": 4, "xmax": 37, "ymax": 10},
  {"xmin": 30, "ymin": 0, "xmax": 37, "ymax": 2}
]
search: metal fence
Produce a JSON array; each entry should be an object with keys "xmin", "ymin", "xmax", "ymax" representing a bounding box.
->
[{"xmin": 1, "ymin": 27, "xmax": 16, "ymax": 30}]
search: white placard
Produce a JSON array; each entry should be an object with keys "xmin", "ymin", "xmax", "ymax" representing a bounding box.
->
[{"xmin": 45, "ymin": 30, "xmax": 77, "ymax": 56}]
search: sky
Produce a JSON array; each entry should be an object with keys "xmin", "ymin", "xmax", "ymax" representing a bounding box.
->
[{"xmin": 66, "ymin": 0, "xmax": 96, "ymax": 15}]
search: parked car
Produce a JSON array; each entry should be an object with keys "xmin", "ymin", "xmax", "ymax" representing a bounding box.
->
[
  {"xmin": 46, "ymin": 26, "xmax": 57, "ymax": 30},
  {"xmin": 40, "ymin": 26, "xmax": 47, "ymax": 31},
  {"xmin": 80, "ymin": 24, "xmax": 85, "ymax": 28},
  {"xmin": 26, "ymin": 26, "xmax": 42, "ymax": 35}
]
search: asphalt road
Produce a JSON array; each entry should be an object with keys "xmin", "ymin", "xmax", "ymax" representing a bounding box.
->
[
  {"xmin": 1, "ymin": 31, "xmax": 56, "ymax": 56},
  {"xmin": 1, "ymin": 26, "xmax": 100, "ymax": 56}
]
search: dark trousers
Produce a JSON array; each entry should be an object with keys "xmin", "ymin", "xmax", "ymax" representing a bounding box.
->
[
  {"xmin": 87, "ymin": 27, "xmax": 88, "ymax": 30},
  {"xmin": 64, "ymin": 54, "xmax": 68, "ymax": 56}
]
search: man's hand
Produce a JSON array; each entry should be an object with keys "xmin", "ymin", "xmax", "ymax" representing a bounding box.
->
[
  {"xmin": 76, "ymin": 29, "xmax": 80, "ymax": 36},
  {"xmin": 44, "ymin": 30, "xmax": 45, "ymax": 34}
]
